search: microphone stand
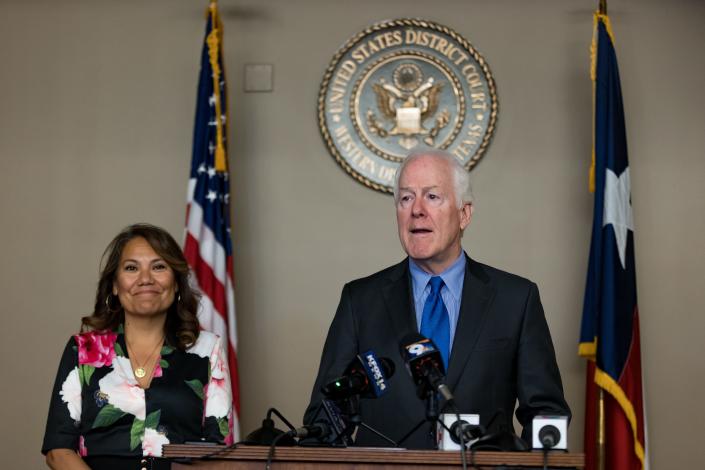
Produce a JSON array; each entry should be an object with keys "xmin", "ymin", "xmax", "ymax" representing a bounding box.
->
[
  {"xmin": 339, "ymin": 395, "xmax": 397, "ymax": 446},
  {"xmin": 396, "ymin": 388, "xmax": 441, "ymax": 447},
  {"xmin": 396, "ymin": 392, "xmax": 469, "ymax": 470}
]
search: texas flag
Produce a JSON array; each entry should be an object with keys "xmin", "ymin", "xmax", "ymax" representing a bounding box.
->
[{"xmin": 579, "ymin": 11, "xmax": 648, "ymax": 470}]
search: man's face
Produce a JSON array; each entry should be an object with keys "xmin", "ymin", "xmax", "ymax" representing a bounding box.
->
[{"xmin": 396, "ymin": 156, "xmax": 472, "ymax": 274}]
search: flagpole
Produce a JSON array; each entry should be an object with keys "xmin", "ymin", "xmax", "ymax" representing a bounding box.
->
[
  {"xmin": 596, "ymin": 3, "xmax": 607, "ymax": 470},
  {"xmin": 184, "ymin": 0, "xmax": 241, "ymax": 442},
  {"xmin": 597, "ymin": 388, "xmax": 605, "ymax": 470}
]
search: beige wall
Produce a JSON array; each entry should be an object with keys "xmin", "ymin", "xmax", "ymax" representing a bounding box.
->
[{"xmin": 1, "ymin": 0, "xmax": 704, "ymax": 468}]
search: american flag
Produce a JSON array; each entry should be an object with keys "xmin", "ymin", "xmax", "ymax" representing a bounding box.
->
[{"xmin": 183, "ymin": 1, "xmax": 240, "ymax": 442}]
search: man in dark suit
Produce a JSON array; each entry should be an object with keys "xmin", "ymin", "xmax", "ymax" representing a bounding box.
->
[{"xmin": 304, "ymin": 149, "xmax": 570, "ymax": 449}]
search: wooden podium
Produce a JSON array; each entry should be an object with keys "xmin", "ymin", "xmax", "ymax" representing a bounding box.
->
[{"xmin": 164, "ymin": 444, "xmax": 585, "ymax": 469}]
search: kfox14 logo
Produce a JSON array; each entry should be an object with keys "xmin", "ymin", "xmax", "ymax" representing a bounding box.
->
[{"xmin": 364, "ymin": 352, "xmax": 387, "ymax": 392}]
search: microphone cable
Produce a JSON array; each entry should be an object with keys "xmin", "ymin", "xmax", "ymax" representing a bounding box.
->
[
  {"xmin": 183, "ymin": 407, "xmax": 296, "ymax": 463},
  {"xmin": 265, "ymin": 431, "xmax": 292, "ymax": 470},
  {"xmin": 539, "ymin": 422, "xmax": 561, "ymax": 470},
  {"xmin": 456, "ymin": 410, "xmax": 468, "ymax": 470},
  {"xmin": 443, "ymin": 401, "xmax": 468, "ymax": 470},
  {"xmin": 543, "ymin": 447, "xmax": 549, "ymax": 470},
  {"xmin": 170, "ymin": 441, "xmax": 237, "ymax": 465}
]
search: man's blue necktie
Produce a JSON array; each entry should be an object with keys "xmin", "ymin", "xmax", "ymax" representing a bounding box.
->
[{"xmin": 420, "ymin": 276, "xmax": 450, "ymax": 369}]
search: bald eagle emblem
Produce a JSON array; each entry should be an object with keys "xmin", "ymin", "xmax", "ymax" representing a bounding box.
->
[{"xmin": 367, "ymin": 63, "xmax": 449, "ymax": 150}]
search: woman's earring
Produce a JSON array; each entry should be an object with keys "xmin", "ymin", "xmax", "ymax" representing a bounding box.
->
[{"xmin": 105, "ymin": 294, "xmax": 121, "ymax": 313}]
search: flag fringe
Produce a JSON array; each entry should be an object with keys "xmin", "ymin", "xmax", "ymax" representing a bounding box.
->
[
  {"xmin": 589, "ymin": 12, "xmax": 615, "ymax": 194},
  {"xmin": 593, "ymin": 366, "xmax": 645, "ymax": 469},
  {"xmin": 578, "ymin": 340, "xmax": 597, "ymax": 358},
  {"xmin": 590, "ymin": 12, "xmax": 616, "ymax": 81}
]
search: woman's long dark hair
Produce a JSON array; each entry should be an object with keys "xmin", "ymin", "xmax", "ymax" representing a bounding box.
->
[{"xmin": 81, "ymin": 223, "xmax": 201, "ymax": 350}]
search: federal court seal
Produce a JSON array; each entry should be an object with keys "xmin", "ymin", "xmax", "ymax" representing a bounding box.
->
[{"xmin": 318, "ymin": 18, "xmax": 498, "ymax": 193}]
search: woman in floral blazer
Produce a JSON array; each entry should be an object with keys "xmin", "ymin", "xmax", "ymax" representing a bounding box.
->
[{"xmin": 43, "ymin": 224, "xmax": 233, "ymax": 470}]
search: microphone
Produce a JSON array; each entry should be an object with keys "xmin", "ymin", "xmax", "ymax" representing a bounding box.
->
[
  {"xmin": 450, "ymin": 419, "xmax": 486, "ymax": 445},
  {"xmin": 399, "ymin": 333, "xmax": 455, "ymax": 403},
  {"xmin": 539, "ymin": 425, "xmax": 560, "ymax": 448},
  {"xmin": 531, "ymin": 415, "xmax": 568, "ymax": 450},
  {"xmin": 437, "ymin": 413, "xmax": 482, "ymax": 450},
  {"xmin": 243, "ymin": 408, "xmax": 297, "ymax": 446},
  {"xmin": 288, "ymin": 422, "xmax": 332, "ymax": 439},
  {"xmin": 321, "ymin": 350, "xmax": 395, "ymax": 400},
  {"xmin": 298, "ymin": 399, "xmax": 352, "ymax": 446}
]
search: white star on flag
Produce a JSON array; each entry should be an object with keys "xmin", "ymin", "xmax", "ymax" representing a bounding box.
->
[
  {"xmin": 207, "ymin": 166, "xmax": 217, "ymax": 178},
  {"xmin": 197, "ymin": 163, "xmax": 206, "ymax": 174},
  {"xmin": 603, "ymin": 167, "xmax": 634, "ymax": 269},
  {"xmin": 206, "ymin": 190, "xmax": 218, "ymax": 202}
]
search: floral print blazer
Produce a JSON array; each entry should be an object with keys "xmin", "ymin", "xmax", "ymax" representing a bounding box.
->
[{"xmin": 42, "ymin": 327, "xmax": 233, "ymax": 458}]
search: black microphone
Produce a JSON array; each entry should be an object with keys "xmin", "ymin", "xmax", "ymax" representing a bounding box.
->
[
  {"xmin": 539, "ymin": 424, "xmax": 561, "ymax": 449},
  {"xmin": 399, "ymin": 333, "xmax": 455, "ymax": 403},
  {"xmin": 449, "ymin": 419, "xmax": 486, "ymax": 445},
  {"xmin": 321, "ymin": 350, "xmax": 395, "ymax": 400},
  {"xmin": 288, "ymin": 422, "xmax": 332, "ymax": 439}
]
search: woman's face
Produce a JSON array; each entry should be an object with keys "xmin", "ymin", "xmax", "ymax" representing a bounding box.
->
[{"xmin": 112, "ymin": 237, "xmax": 177, "ymax": 319}]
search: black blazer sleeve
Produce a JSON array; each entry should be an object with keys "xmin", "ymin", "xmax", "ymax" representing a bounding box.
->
[
  {"xmin": 515, "ymin": 282, "xmax": 571, "ymax": 441},
  {"xmin": 42, "ymin": 338, "xmax": 81, "ymax": 454},
  {"xmin": 303, "ymin": 283, "xmax": 359, "ymax": 425}
]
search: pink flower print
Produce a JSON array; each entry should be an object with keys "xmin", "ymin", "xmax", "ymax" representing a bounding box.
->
[
  {"xmin": 98, "ymin": 357, "xmax": 146, "ymax": 419},
  {"xmin": 59, "ymin": 368, "xmax": 82, "ymax": 422},
  {"xmin": 210, "ymin": 344, "xmax": 228, "ymax": 381},
  {"xmin": 153, "ymin": 357, "xmax": 163, "ymax": 378},
  {"xmin": 204, "ymin": 334, "xmax": 232, "ymax": 420},
  {"xmin": 76, "ymin": 331, "xmax": 117, "ymax": 368},
  {"xmin": 204, "ymin": 377, "xmax": 231, "ymax": 419},
  {"xmin": 142, "ymin": 428, "xmax": 170, "ymax": 457},
  {"xmin": 78, "ymin": 436, "xmax": 88, "ymax": 457}
]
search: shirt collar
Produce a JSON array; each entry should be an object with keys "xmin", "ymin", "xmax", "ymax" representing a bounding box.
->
[{"xmin": 409, "ymin": 251, "xmax": 466, "ymax": 303}]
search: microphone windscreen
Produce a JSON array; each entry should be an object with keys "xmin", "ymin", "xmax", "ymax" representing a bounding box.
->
[
  {"xmin": 358, "ymin": 350, "xmax": 392, "ymax": 397},
  {"xmin": 399, "ymin": 334, "xmax": 444, "ymax": 374},
  {"xmin": 399, "ymin": 332, "xmax": 426, "ymax": 356},
  {"xmin": 539, "ymin": 424, "xmax": 561, "ymax": 448},
  {"xmin": 378, "ymin": 357, "xmax": 395, "ymax": 378}
]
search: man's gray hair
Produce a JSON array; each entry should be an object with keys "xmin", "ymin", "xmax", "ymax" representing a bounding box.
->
[{"xmin": 393, "ymin": 148, "xmax": 474, "ymax": 208}]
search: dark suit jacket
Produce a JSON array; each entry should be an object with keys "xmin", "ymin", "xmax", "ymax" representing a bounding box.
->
[{"xmin": 304, "ymin": 255, "xmax": 570, "ymax": 449}]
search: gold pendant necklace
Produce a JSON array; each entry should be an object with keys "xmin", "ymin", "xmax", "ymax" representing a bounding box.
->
[{"xmin": 126, "ymin": 335, "xmax": 165, "ymax": 380}]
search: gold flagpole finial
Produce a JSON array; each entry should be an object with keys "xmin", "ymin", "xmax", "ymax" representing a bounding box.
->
[
  {"xmin": 599, "ymin": 0, "xmax": 607, "ymax": 15},
  {"xmin": 205, "ymin": 0, "xmax": 227, "ymax": 172}
]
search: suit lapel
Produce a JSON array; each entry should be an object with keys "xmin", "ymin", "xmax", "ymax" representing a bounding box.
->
[
  {"xmin": 446, "ymin": 256, "xmax": 496, "ymax": 389},
  {"xmin": 381, "ymin": 259, "xmax": 429, "ymax": 435},
  {"xmin": 381, "ymin": 259, "xmax": 418, "ymax": 340}
]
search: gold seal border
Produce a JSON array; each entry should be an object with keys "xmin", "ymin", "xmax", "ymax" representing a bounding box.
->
[{"xmin": 318, "ymin": 18, "xmax": 499, "ymax": 194}]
